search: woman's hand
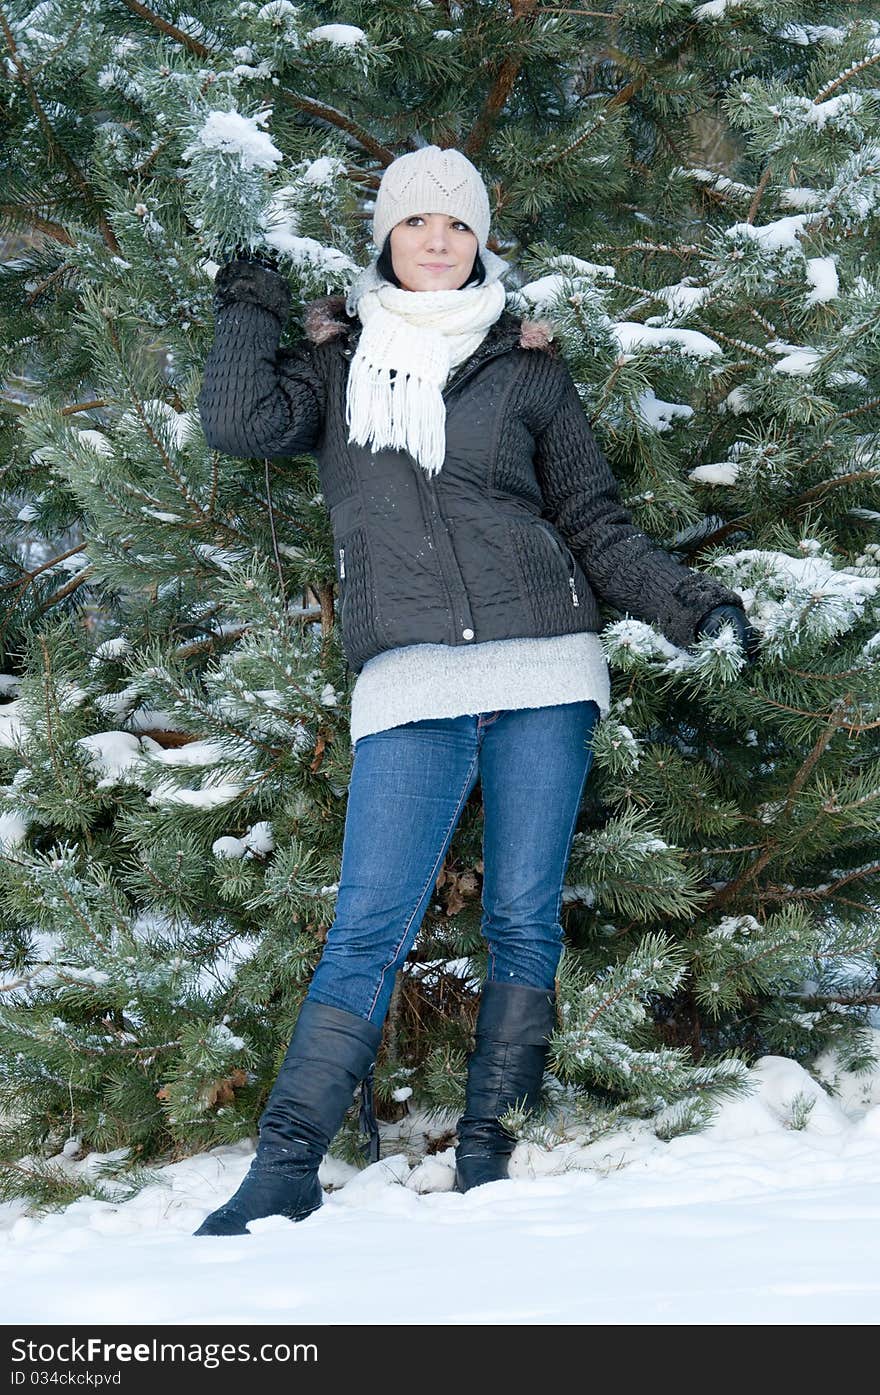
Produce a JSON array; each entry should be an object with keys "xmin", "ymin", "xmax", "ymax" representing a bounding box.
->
[
  {"xmin": 211, "ymin": 252, "xmax": 289, "ymax": 320},
  {"xmin": 224, "ymin": 246, "xmax": 281, "ymax": 271},
  {"xmin": 694, "ymin": 604, "xmax": 761, "ymax": 665}
]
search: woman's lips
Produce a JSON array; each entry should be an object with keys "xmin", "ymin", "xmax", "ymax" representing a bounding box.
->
[{"xmin": 421, "ymin": 264, "xmax": 452, "ymax": 271}]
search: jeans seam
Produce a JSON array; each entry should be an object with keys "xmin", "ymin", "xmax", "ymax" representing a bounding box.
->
[{"xmin": 365, "ymin": 746, "xmax": 480, "ymax": 1021}]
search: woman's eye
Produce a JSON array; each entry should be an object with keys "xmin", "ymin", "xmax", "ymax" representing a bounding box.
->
[{"xmin": 407, "ymin": 217, "xmax": 469, "ymax": 230}]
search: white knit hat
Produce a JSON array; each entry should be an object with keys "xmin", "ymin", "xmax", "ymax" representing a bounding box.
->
[{"xmin": 371, "ymin": 145, "xmax": 492, "ymax": 254}]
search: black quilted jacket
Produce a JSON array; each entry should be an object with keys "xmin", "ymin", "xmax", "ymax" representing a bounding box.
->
[{"xmin": 197, "ymin": 259, "xmax": 744, "ymax": 674}]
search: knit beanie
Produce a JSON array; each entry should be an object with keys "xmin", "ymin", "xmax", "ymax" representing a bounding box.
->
[{"xmin": 371, "ymin": 145, "xmax": 492, "ymax": 255}]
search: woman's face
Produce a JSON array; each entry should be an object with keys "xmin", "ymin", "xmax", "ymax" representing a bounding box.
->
[{"xmin": 389, "ymin": 213, "xmax": 478, "ymax": 291}]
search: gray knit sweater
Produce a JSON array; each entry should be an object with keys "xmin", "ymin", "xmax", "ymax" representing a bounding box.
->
[{"xmin": 348, "ymin": 630, "xmax": 610, "ymax": 749}]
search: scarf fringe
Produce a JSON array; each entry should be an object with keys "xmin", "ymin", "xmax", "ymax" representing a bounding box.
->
[{"xmin": 347, "ymin": 360, "xmax": 450, "ymax": 478}]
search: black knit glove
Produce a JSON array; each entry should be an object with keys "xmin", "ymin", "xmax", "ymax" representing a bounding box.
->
[
  {"xmin": 225, "ymin": 245, "xmax": 281, "ymax": 271},
  {"xmin": 212, "ymin": 249, "xmax": 289, "ymax": 320},
  {"xmin": 695, "ymin": 604, "xmax": 761, "ymax": 665}
]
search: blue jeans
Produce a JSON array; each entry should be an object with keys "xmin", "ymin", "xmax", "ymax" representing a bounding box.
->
[{"xmin": 306, "ymin": 701, "xmax": 601, "ymax": 1025}]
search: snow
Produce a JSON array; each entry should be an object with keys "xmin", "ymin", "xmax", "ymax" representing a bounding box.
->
[
  {"xmin": 205, "ymin": 1023, "xmax": 245, "ymax": 1052},
  {"xmin": 708, "ymin": 913, "xmax": 759, "ymax": 941},
  {"xmin": 306, "ymin": 24, "xmax": 367, "ymax": 47},
  {"xmin": 517, "ymin": 260, "xmax": 615, "ymax": 315},
  {"xmin": 692, "ymin": 0, "xmax": 748, "ymax": 18},
  {"xmin": 0, "ymin": 808, "xmax": 29, "ymax": 851},
  {"xmin": 0, "ymin": 700, "xmax": 25, "ymax": 748},
  {"xmin": 777, "ymin": 24, "xmax": 847, "ymax": 47},
  {"xmin": 74, "ymin": 428, "xmax": 114, "ymax": 456},
  {"xmin": 91, "ymin": 636, "xmax": 132, "ymax": 664},
  {"xmin": 148, "ymin": 739, "xmax": 229, "ymax": 768},
  {"xmin": 769, "ymin": 343, "xmax": 821, "ymax": 376},
  {"xmin": 261, "ymin": 231, "xmax": 356, "ymax": 278},
  {"xmin": 651, "ymin": 282, "xmax": 710, "ymax": 317},
  {"xmin": 612, "ymin": 323, "xmax": 722, "ymax": 359},
  {"xmin": 147, "ymin": 780, "xmax": 246, "ymax": 810},
  {"xmin": 769, "ymin": 93, "xmax": 864, "ymax": 135},
  {"xmin": 243, "ymin": 820, "xmax": 274, "ymax": 854},
  {"xmin": 689, "ymin": 461, "xmax": 739, "ymax": 485},
  {"xmin": 780, "ymin": 186, "xmax": 825, "ymax": 211},
  {"xmin": 681, "ymin": 166, "xmax": 754, "ymax": 201},
  {"xmin": 72, "ymin": 732, "xmax": 256, "ymax": 803},
  {"xmin": 636, "ymin": 388, "xmax": 694, "ymax": 432},
  {"xmin": 727, "ymin": 214, "xmax": 817, "ymax": 254},
  {"xmin": 719, "ymin": 385, "xmax": 754, "ymax": 415},
  {"xmin": 731, "ymin": 548, "xmax": 880, "ymax": 621},
  {"xmin": 257, "ymin": 1, "xmax": 298, "ymax": 19},
  {"xmin": 181, "ymin": 109, "xmax": 283, "ymax": 173},
  {"xmin": 211, "ymin": 835, "xmax": 247, "ymax": 859},
  {"xmin": 2, "ymin": 1050, "xmax": 879, "ymax": 1323},
  {"xmin": 805, "ymin": 256, "xmax": 839, "ymax": 304},
  {"xmin": 141, "ymin": 508, "xmax": 183, "ymax": 523},
  {"xmin": 75, "ymin": 731, "xmax": 160, "ymax": 789}
]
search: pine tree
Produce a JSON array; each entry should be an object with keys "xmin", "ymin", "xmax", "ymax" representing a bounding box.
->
[{"xmin": 1, "ymin": 1, "xmax": 878, "ymax": 1205}]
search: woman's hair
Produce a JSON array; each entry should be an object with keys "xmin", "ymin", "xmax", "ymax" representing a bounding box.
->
[{"xmin": 377, "ymin": 231, "xmax": 486, "ymax": 289}]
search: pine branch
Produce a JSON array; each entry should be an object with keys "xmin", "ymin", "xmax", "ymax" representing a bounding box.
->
[
  {"xmin": 0, "ymin": 542, "xmax": 88, "ymax": 592},
  {"xmin": 102, "ymin": 317, "xmax": 204, "ymax": 516},
  {"xmin": 40, "ymin": 565, "xmax": 95, "ymax": 612},
  {"xmin": 762, "ymin": 860, "xmax": 880, "ymax": 901},
  {"xmin": 706, "ymin": 699, "xmax": 851, "ymax": 911},
  {"xmin": 815, "ymin": 49, "xmax": 880, "ymax": 105},
  {"xmin": 746, "ymin": 161, "xmax": 774, "ymax": 225},
  {"xmin": 117, "ymin": 0, "xmax": 210, "ymax": 58},
  {"xmin": 801, "ymin": 992, "xmax": 880, "ymax": 1008},
  {"xmin": 757, "ymin": 695, "xmax": 880, "ymax": 738},
  {"xmin": 274, "ymin": 90, "xmax": 398, "ymax": 166},
  {"xmin": 464, "ymin": 0, "xmax": 541, "ymax": 157},
  {"xmin": 0, "ymin": 206, "xmax": 74, "ymax": 246},
  {"xmin": 0, "ymin": 7, "xmax": 120, "ymax": 254}
]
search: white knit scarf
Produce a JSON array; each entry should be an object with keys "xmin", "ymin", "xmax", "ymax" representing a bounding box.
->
[{"xmin": 343, "ymin": 248, "xmax": 511, "ymax": 478}]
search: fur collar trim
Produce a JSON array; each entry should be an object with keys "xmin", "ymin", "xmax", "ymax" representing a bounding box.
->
[{"xmin": 303, "ymin": 293, "xmax": 558, "ymax": 355}]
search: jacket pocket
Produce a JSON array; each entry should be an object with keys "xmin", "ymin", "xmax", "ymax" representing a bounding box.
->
[
  {"xmin": 505, "ymin": 516, "xmax": 587, "ymax": 635},
  {"xmin": 534, "ymin": 519, "xmax": 581, "ymax": 608}
]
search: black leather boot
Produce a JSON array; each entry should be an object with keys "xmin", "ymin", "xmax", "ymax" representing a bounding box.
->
[
  {"xmin": 194, "ymin": 1000, "xmax": 382, "ymax": 1236},
  {"xmin": 454, "ymin": 981, "xmax": 556, "ymax": 1193}
]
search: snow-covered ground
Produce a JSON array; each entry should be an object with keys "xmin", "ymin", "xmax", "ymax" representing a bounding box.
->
[{"xmin": 2, "ymin": 1047, "xmax": 879, "ymax": 1325}]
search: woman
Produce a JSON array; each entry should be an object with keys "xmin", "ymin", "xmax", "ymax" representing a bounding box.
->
[{"xmin": 194, "ymin": 145, "xmax": 756, "ymax": 1236}]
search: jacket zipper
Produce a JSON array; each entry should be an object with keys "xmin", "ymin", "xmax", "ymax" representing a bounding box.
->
[
  {"xmin": 443, "ymin": 346, "xmax": 582, "ymax": 610},
  {"xmin": 426, "ymin": 346, "xmax": 517, "ymax": 639},
  {"xmin": 537, "ymin": 521, "xmax": 580, "ymax": 607},
  {"xmin": 441, "ymin": 345, "xmax": 513, "ymax": 403},
  {"xmin": 400, "ymin": 347, "xmax": 516, "ymax": 644},
  {"xmin": 420, "ymin": 471, "xmax": 476, "ymax": 644},
  {"xmin": 338, "ymin": 545, "xmax": 346, "ymax": 623},
  {"xmin": 340, "ymin": 339, "xmax": 517, "ymax": 643}
]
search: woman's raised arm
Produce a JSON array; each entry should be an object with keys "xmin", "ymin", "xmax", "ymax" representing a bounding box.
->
[{"xmin": 197, "ymin": 257, "xmax": 325, "ymax": 460}]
